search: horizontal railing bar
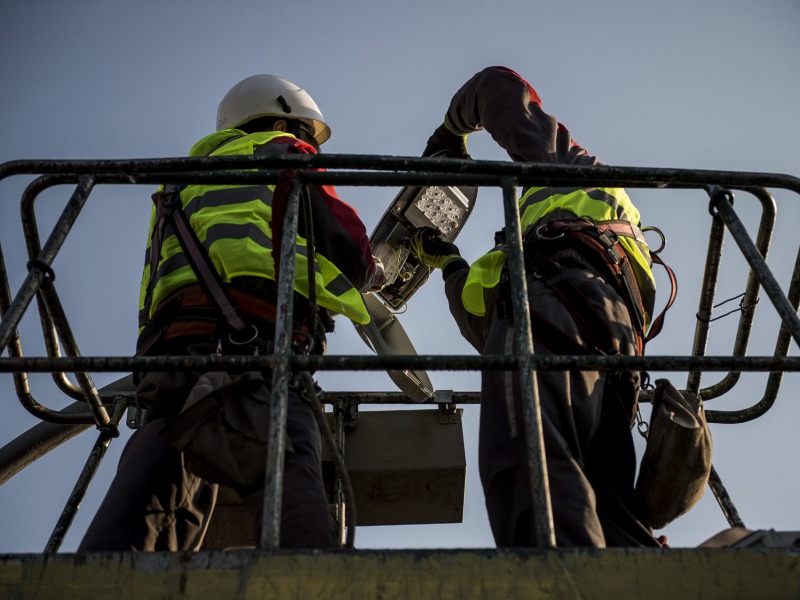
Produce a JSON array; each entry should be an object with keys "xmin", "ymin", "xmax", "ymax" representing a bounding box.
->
[
  {"xmin": 4, "ymin": 169, "xmax": 799, "ymax": 193},
  {"xmin": 0, "ymin": 354, "xmax": 798, "ymax": 373},
  {"xmin": 2, "ymin": 156, "xmax": 800, "ymax": 193}
]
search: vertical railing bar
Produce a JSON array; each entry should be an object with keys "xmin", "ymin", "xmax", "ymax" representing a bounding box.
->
[
  {"xmin": 36, "ymin": 281, "xmax": 111, "ymax": 429},
  {"xmin": 686, "ymin": 214, "xmax": 726, "ymax": 395},
  {"xmin": 34, "ymin": 291, "xmax": 86, "ymax": 400},
  {"xmin": 0, "ymin": 176, "xmax": 95, "ymax": 355},
  {"xmin": 711, "ymin": 189, "xmax": 800, "ymax": 348},
  {"xmin": 697, "ymin": 188, "xmax": 777, "ymax": 400},
  {"xmin": 14, "ymin": 173, "xmax": 112, "ymax": 423},
  {"xmin": 707, "ymin": 466, "xmax": 746, "ymax": 528},
  {"xmin": 260, "ymin": 178, "xmax": 302, "ymax": 549},
  {"xmin": 500, "ymin": 177, "xmax": 556, "ymax": 548},
  {"xmin": 334, "ymin": 399, "xmax": 347, "ymax": 546},
  {"xmin": 699, "ymin": 188, "xmax": 782, "ymax": 525},
  {"xmin": 0, "ymin": 241, "xmax": 16, "ymax": 339},
  {"xmin": 20, "ymin": 176, "xmax": 112, "ymax": 428},
  {"xmin": 0, "ymin": 240, "xmax": 38, "ymax": 413},
  {"xmin": 20, "ymin": 175, "xmax": 85, "ymax": 400},
  {"xmin": 43, "ymin": 397, "xmax": 126, "ymax": 552}
]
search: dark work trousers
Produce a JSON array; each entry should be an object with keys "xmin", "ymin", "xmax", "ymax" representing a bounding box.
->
[
  {"xmin": 478, "ymin": 266, "xmax": 660, "ymax": 548},
  {"xmin": 78, "ymin": 339, "xmax": 337, "ymax": 551}
]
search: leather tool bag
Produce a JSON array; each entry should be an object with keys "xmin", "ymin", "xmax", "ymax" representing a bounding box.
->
[
  {"xmin": 635, "ymin": 379, "xmax": 713, "ymax": 529},
  {"xmin": 159, "ymin": 370, "xmax": 292, "ymax": 488}
]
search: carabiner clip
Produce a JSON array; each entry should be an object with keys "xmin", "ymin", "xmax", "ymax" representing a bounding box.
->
[{"xmin": 636, "ymin": 408, "xmax": 650, "ymax": 439}]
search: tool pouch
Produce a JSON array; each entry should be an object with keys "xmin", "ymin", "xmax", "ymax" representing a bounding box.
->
[
  {"xmin": 635, "ymin": 379, "xmax": 712, "ymax": 529},
  {"xmin": 159, "ymin": 370, "xmax": 293, "ymax": 488}
]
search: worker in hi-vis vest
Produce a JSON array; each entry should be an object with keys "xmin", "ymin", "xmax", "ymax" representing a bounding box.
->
[
  {"xmin": 79, "ymin": 75, "xmax": 378, "ymax": 551},
  {"xmin": 409, "ymin": 66, "xmax": 664, "ymax": 547}
]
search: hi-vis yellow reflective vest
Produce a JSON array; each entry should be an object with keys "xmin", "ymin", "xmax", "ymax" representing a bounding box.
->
[
  {"xmin": 461, "ymin": 186, "xmax": 656, "ymax": 327},
  {"xmin": 138, "ymin": 130, "xmax": 370, "ymax": 328}
]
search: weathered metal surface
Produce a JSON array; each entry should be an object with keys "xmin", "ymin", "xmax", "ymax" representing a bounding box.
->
[
  {"xmin": 3, "ymin": 353, "xmax": 800, "ymax": 374},
  {"xmin": 689, "ymin": 188, "xmax": 776, "ymax": 401},
  {"xmin": 707, "ymin": 467, "xmax": 745, "ymax": 529},
  {"xmin": 501, "ymin": 177, "xmax": 555, "ymax": 548},
  {"xmin": 43, "ymin": 399, "xmax": 127, "ymax": 553},
  {"xmin": 3, "ymin": 154, "xmax": 800, "ymax": 194},
  {"xmin": 686, "ymin": 208, "xmax": 727, "ymax": 396},
  {"xmin": 0, "ymin": 548, "xmax": 798, "ymax": 599},
  {"xmin": 261, "ymin": 179, "xmax": 303, "ymax": 550},
  {"xmin": 4, "ymin": 155, "xmax": 800, "ymax": 563},
  {"xmin": 20, "ymin": 175, "xmax": 88, "ymax": 402},
  {"xmin": 320, "ymin": 390, "xmax": 482, "ymax": 405}
]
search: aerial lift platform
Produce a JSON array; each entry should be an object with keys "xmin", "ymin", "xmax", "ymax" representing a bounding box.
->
[{"xmin": 0, "ymin": 154, "xmax": 799, "ymax": 599}]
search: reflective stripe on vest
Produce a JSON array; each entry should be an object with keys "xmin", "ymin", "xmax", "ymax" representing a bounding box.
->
[
  {"xmin": 461, "ymin": 186, "xmax": 655, "ymax": 321},
  {"xmin": 138, "ymin": 131, "xmax": 370, "ymax": 326}
]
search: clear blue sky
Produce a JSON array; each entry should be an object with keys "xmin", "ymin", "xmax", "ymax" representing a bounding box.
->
[{"xmin": 1, "ymin": 0, "xmax": 799, "ymax": 552}]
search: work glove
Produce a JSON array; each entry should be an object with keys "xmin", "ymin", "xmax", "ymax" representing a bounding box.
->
[
  {"xmin": 423, "ymin": 123, "xmax": 470, "ymax": 159},
  {"xmin": 408, "ymin": 227, "xmax": 463, "ymax": 270}
]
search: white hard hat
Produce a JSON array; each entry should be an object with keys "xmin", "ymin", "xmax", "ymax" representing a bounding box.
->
[{"xmin": 216, "ymin": 74, "xmax": 331, "ymax": 145}]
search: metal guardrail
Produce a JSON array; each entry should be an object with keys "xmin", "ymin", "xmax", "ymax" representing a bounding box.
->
[{"xmin": 1, "ymin": 154, "xmax": 800, "ymax": 551}]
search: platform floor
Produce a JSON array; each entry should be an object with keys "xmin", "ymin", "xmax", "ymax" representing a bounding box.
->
[{"xmin": 2, "ymin": 547, "xmax": 799, "ymax": 599}]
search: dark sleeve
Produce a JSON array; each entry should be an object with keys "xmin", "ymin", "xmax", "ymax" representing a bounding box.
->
[
  {"xmin": 289, "ymin": 139, "xmax": 376, "ymax": 293},
  {"xmin": 443, "ymin": 261, "xmax": 492, "ymax": 353},
  {"xmin": 444, "ymin": 66, "xmax": 600, "ymax": 166},
  {"xmin": 307, "ymin": 182, "xmax": 376, "ymax": 292}
]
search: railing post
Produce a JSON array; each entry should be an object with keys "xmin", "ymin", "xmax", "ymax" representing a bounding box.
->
[
  {"xmin": 260, "ymin": 178, "xmax": 303, "ymax": 549},
  {"xmin": 686, "ymin": 211, "xmax": 726, "ymax": 394},
  {"xmin": 500, "ymin": 178, "xmax": 556, "ymax": 548},
  {"xmin": 706, "ymin": 466, "xmax": 745, "ymax": 528},
  {"xmin": 43, "ymin": 398, "xmax": 127, "ymax": 552}
]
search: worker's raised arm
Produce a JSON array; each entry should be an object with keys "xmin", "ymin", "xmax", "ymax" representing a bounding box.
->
[{"xmin": 427, "ymin": 66, "xmax": 600, "ymax": 166}]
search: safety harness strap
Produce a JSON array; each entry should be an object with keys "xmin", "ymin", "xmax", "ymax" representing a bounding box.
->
[
  {"xmin": 645, "ymin": 251, "xmax": 678, "ymax": 343},
  {"xmin": 538, "ymin": 229, "xmax": 643, "ymax": 355},
  {"xmin": 528, "ymin": 219, "xmax": 677, "ymax": 354},
  {"xmin": 151, "ymin": 185, "xmax": 249, "ymax": 335},
  {"xmin": 141, "ymin": 133, "xmax": 247, "ymax": 332}
]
